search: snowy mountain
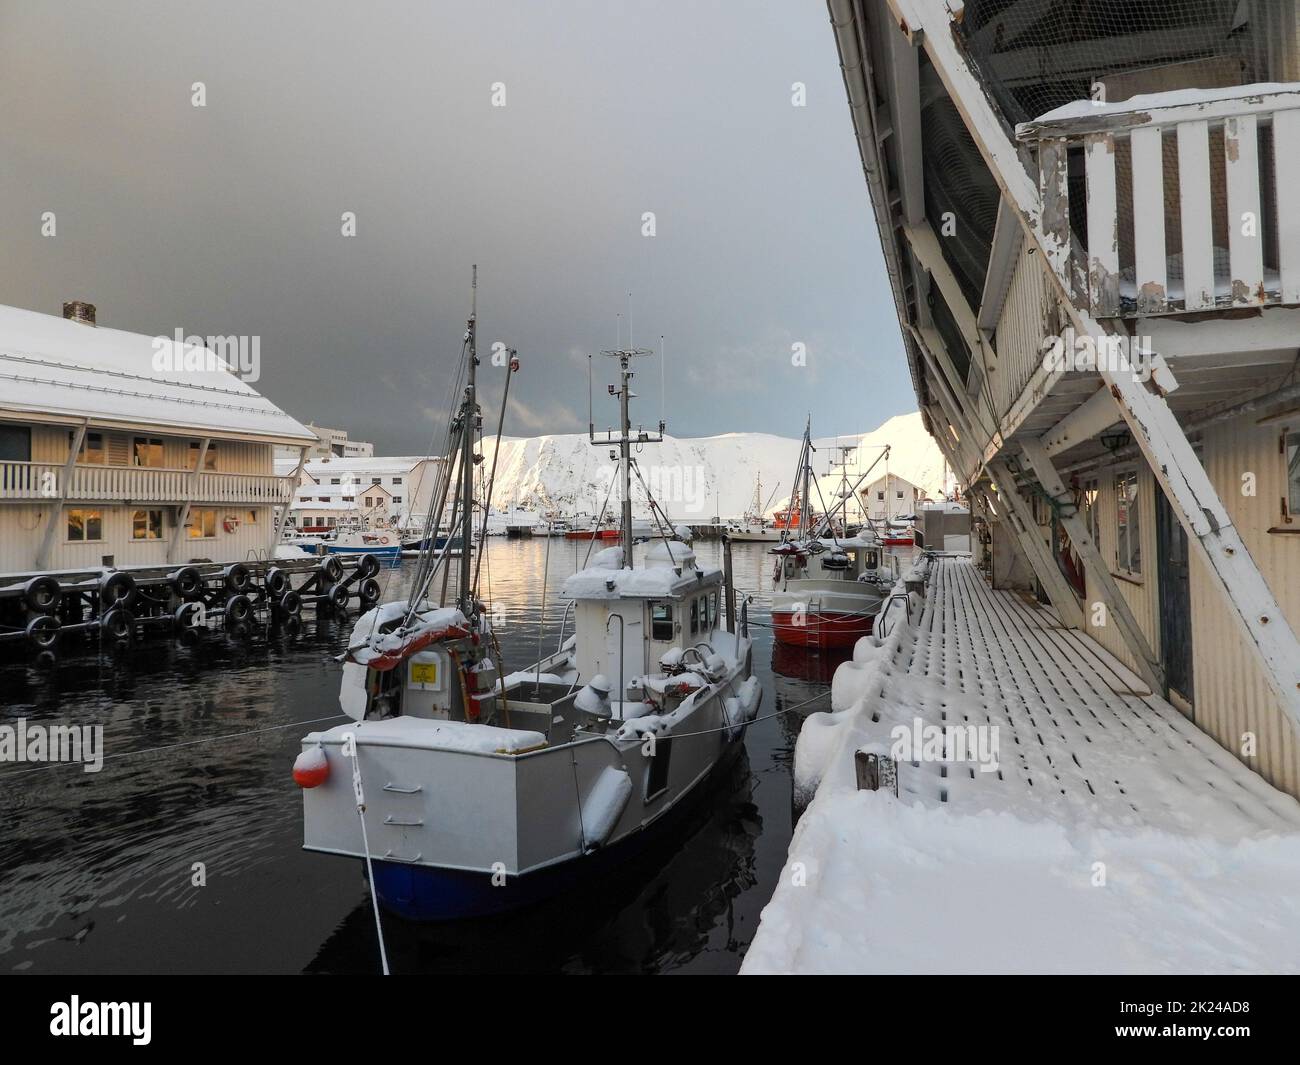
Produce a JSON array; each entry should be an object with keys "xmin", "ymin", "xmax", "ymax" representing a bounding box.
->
[{"xmin": 481, "ymin": 411, "xmax": 948, "ymax": 522}]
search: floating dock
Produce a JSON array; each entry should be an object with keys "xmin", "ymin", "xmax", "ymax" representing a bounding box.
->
[{"xmin": 0, "ymin": 554, "xmax": 383, "ymax": 655}]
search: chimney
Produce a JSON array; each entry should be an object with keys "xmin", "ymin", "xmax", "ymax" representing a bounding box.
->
[{"xmin": 62, "ymin": 300, "xmax": 96, "ymax": 326}]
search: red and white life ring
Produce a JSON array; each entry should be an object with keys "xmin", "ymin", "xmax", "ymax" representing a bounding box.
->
[{"xmin": 379, "ymin": 536, "xmax": 390, "ymax": 545}]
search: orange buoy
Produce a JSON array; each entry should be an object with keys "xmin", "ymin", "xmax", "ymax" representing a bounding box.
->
[{"xmin": 293, "ymin": 746, "xmax": 330, "ymax": 788}]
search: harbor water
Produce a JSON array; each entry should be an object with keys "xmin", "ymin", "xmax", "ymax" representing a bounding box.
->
[{"xmin": 0, "ymin": 539, "xmax": 849, "ymax": 974}]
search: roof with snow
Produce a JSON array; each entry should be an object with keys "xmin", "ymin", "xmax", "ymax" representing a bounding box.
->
[
  {"xmin": 0, "ymin": 303, "xmax": 316, "ymax": 444},
  {"xmin": 561, "ymin": 542, "xmax": 722, "ymax": 601}
]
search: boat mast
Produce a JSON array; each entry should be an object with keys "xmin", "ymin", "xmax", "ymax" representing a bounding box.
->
[
  {"xmin": 460, "ymin": 266, "xmax": 478, "ymax": 618},
  {"xmin": 591, "ymin": 344, "xmax": 661, "ymax": 570}
]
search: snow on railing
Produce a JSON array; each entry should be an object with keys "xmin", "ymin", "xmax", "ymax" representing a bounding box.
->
[{"xmin": 1017, "ymin": 84, "xmax": 1300, "ymax": 318}]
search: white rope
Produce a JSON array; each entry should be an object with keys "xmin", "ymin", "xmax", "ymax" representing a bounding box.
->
[{"xmin": 345, "ymin": 735, "xmax": 391, "ymax": 976}]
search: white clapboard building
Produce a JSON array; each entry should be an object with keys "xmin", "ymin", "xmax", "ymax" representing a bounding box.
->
[
  {"xmin": 0, "ymin": 301, "xmax": 317, "ymax": 573},
  {"xmin": 832, "ymin": 0, "xmax": 1300, "ymax": 796}
]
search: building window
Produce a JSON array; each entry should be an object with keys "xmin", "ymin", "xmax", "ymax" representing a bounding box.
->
[
  {"xmin": 331, "ymin": 478, "xmax": 341, "ymax": 485},
  {"xmin": 73, "ymin": 431, "xmax": 106, "ymax": 465},
  {"xmin": 0, "ymin": 425, "xmax": 31, "ymax": 462},
  {"xmin": 132, "ymin": 509, "xmax": 163, "ymax": 539},
  {"xmin": 1082, "ymin": 479, "xmax": 1100, "ymax": 548},
  {"xmin": 392, "ymin": 495, "xmax": 402, "ymax": 504},
  {"xmin": 1115, "ymin": 471, "xmax": 1141, "ymax": 575},
  {"xmin": 186, "ymin": 508, "xmax": 217, "ymax": 539},
  {"xmin": 392, "ymin": 477, "xmax": 403, "ymax": 485},
  {"xmin": 1287, "ymin": 432, "xmax": 1300, "ymax": 520},
  {"xmin": 365, "ymin": 497, "xmax": 374, "ymax": 507},
  {"xmin": 133, "ymin": 437, "xmax": 165, "ymax": 467},
  {"xmin": 186, "ymin": 441, "xmax": 217, "ymax": 471},
  {"xmin": 67, "ymin": 508, "xmax": 103, "ymax": 541},
  {"xmin": 371, "ymin": 478, "xmax": 381, "ymax": 485},
  {"xmin": 245, "ymin": 509, "xmax": 258, "ymax": 525},
  {"xmin": 876, "ymin": 491, "xmax": 884, "ymax": 501},
  {"xmin": 651, "ymin": 602, "xmax": 673, "ymax": 641},
  {"xmin": 327, "ymin": 517, "xmax": 337, "ymax": 527}
]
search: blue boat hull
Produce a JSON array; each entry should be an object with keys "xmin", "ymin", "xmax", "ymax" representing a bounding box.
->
[
  {"xmin": 370, "ymin": 739, "xmax": 745, "ymax": 921},
  {"xmin": 323, "ymin": 544, "xmax": 401, "ymax": 559}
]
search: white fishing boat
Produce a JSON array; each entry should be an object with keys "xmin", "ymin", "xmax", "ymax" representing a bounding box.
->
[
  {"xmin": 726, "ymin": 474, "xmax": 783, "ymax": 542},
  {"xmin": 293, "ymin": 285, "xmax": 760, "ymax": 922}
]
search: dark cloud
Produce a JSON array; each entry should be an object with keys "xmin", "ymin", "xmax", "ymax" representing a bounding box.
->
[{"xmin": 0, "ymin": 0, "xmax": 911, "ymax": 450}]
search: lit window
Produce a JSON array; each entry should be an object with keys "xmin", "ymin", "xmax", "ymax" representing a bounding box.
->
[
  {"xmin": 133, "ymin": 437, "xmax": 164, "ymax": 467},
  {"xmin": 186, "ymin": 508, "xmax": 217, "ymax": 538},
  {"xmin": 245, "ymin": 509, "xmax": 258, "ymax": 525},
  {"xmin": 1115, "ymin": 472, "xmax": 1141, "ymax": 575},
  {"xmin": 187, "ymin": 441, "xmax": 217, "ymax": 471},
  {"xmin": 132, "ymin": 509, "xmax": 163, "ymax": 540},
  {"xmin": 67, "ymin": 508, "xmax": 103, "ymax": 541},
  {"xmin": 73, "ymin": 431, "xmax": 106, "ymax": 465}
]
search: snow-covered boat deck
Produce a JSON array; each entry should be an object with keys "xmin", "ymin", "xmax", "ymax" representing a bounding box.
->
[{"xmin": 744, "ymin": 556, "xmax": 1300, "ymax": 974}]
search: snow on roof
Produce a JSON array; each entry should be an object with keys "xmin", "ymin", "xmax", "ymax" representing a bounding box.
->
[
  {"xmin": 562, "ymin": 541, "xmax": 721, "ymax": 600},
  {"xmin": 305, "ymin": 455, "xmax": 436, "ymax": 473},
  {"xmin": 0, "ymin": 303, "xmax": 316, "ymax": 443}
]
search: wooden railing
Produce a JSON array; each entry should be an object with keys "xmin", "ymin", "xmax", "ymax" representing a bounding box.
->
[
  {"xmin": 1017, "ymin": 84, "xmax": 1300, "ymax": 318},
  {"xmin": 0, "ymin": 462, "xmax": 294, "ymax": 504}
]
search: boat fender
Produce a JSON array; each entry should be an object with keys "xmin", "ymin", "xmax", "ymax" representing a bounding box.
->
[
  {"xmin": 264, "ymin": 566, "xmax": 288, "ymax": 596},
  {"xmin": 223, "ymin": 562, "xmax": 251, "ymax": 594},
  {"xmin": 101, "ymin": 607, "xmax": 134, "ymax": 642},
  {"xmin": 293, "ymin": 745, "xmax": 330, "ymax": 788},
  {"xmin": 170, "ymin": 566, "xmax": 203, "ymax": 600},
  {"xmin": 224, "ymin": 594, "xmax": 253, "ymax": 626},
  {"xmin": 173, "ymin": 601, "xmax": 205, "ymax": 631},
  {"xmin": 278, "ymin": 589, "xmax": 304, "ymax": 616},
  {"xmin": 581, "ymin": 766, "xmax": 633, "ymax": 851},
  {"xmin": 100, "ymin": 571, "xmax": 136, "ymax": 608},
  {"xmin": 327, "ymin": 582, "xmax": 350, "ymax": 608},
  {"xmin": 26, "ymin": 614, "xmax": 61, "ymax": 649},
  {"xmin": 355, "ymin": 554, "xmax": 381, "ymax": 579},
  {"xmin": 357, "ymin": 577, "xmax": 381, "ymax": 605},
  {"xmin": 23, "ymin": 575, "xmax": 61, "ymax": 614},
  {"xmin": 321, "ymin": 556, "xmax": 344, "ymax": 583}
]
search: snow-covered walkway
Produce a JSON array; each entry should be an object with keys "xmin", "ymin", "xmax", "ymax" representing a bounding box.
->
[{"xmin": 743, "ymin": 556, "xmax": 1300, "ymax": 974}]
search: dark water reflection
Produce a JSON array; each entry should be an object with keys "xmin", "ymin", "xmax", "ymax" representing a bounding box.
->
[{"xmin": 0, "ymin": 540, "xmax": 839, "ymax": 974}]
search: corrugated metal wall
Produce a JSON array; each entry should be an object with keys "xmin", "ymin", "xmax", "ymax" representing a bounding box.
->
[
  {"xmin": 1082, "ymin": 465, "xmax": 1161, "ymax": 678},
  {"xmin": 0, "ymin": 503, "xmax": 279, "ymax": 573},
  {"xmin": 1189, "ymin": 416, "xmax": 1300, "ymax": 797},
  {"xmin": 31, "ymin": 425, "xmax": 271, "ymax": 474}
]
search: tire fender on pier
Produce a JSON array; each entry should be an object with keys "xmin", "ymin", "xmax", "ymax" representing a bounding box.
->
[
  {"xmin": 23, "ymin": 575, "xmax": 62, "ymax": 614},
  {"xmin": 101, "ymin": 607, "xmax": 134, "ymax": 643},
  {"xmin": 223, "ymin": 563, "xmax": 251, "ymax": 594},
  {"xmin": 277, "ymin": 590, "xmax": 303, "ymax": 616},
  {"xmin": 264, "ymin": 566, "xmax": 288, "ymax": 597},
  {"xmin": 100, "ymin": 571, "xmax": 136, "ymax": 609},
  {"xmin": 25, "ymin": 614, "xmax": 61, "ymax": 650},
  {"xmin": 170, "ymin": 566, "xmax": 203, "ymax": 600},
  {"xmin": 224, "ymin": 594, "xmax": 253, "ymax": 626}
]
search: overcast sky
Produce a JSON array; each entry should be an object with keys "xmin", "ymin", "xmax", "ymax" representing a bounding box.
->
[{"xmin": 0, "ymin": 0, "xmax": 911, "ymax": 452}]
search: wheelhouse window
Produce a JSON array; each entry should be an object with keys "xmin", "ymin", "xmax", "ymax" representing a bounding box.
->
[
  {"xmin": 133, "ymin": 437, "xmax": 164, "ymax": 467},
  {"xmin": 186, "ymin": 508, "xmax": 217, "ymax": 539},
  {"xmin": 1287, "ymin": 432, "xmax": 1300, "ymax": 520},
  {"xmin": 186, "ymin": 441, "xmax": 217, "ymax": 471},
  {"xmin": 67, "ymin": 508, "xmax": 103, "ymax": 541},
  {"xmin": 132, "ymin": 509, "xmax": 163, "ymax": 540},
  {"xmin": 651, "ymin": 602, "xmax": 673, "ymax": 641},
  {"xmin": 690, "ymin": 597, "xmax": 699, "ymax": 634},
  {"xmin": 1082, "ymin": 479, "xmax": 1100, "ymax": 549},
  {"xmin": 1115, "ymin": 471, "xmax": 1141, "ymax": 575}
]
